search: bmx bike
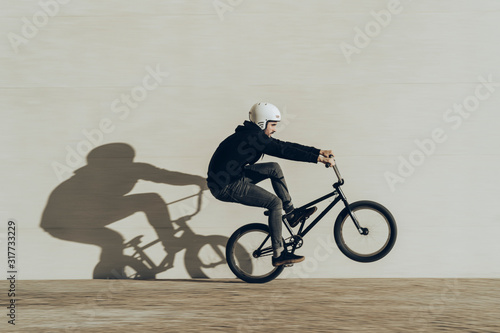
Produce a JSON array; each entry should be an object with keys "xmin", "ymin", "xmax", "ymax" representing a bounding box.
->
[{"xmin": 225, "ymin": 157, "xmax": 397, "ymax": 283}]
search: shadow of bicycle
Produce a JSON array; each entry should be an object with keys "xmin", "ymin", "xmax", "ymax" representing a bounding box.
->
[
  {"xmin": 40, "ymin": 143, "xmax": 248, "ymax": 279},
  {"xmin": 94, "ymin": 216, "xmax": 250, "ymax": 280}
]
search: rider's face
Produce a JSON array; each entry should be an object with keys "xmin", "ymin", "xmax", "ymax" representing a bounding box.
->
[{"xmin": 264, "ymin": 121, "xmax": 278, "ymax": 137}]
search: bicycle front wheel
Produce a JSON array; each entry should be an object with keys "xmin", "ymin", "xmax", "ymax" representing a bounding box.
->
[
  {"xmin": 334, "ymin": 201, "xmax": 397, "ymax": 263},
  {"xmin": 226, "ymin": 223, "xmax": 284, "ymax": 283}
]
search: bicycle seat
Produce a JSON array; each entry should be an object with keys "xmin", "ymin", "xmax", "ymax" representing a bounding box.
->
[{"xmin": 125, "ymin": 235, "xmax": 143, "ymax": 247}]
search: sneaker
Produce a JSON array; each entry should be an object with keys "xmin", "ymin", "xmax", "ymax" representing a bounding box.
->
[
  {"xmin": 272, "ymin": 251, "xmax": 305, "ymax": 267},
  {"xmin": 285, "ymin": 206, "xmax": 317, "ymax": 227}
]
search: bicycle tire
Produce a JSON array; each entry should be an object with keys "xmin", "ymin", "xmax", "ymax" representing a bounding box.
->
[
  {"xmin": 226, "ymin": 223, "xmax": 285, "ymax": 283},
  {"xmin": 93, "ymin": 255, "xmax": 156, "ymax": 280},
  {"xmin": 334, "ymin": 200, "xmax": 397, "ymax": 263}
]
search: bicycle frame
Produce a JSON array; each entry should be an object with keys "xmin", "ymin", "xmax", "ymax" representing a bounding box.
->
[
  {"xmin": 282, "ymin": 163, "xmax": 366, "ymax": 247},
  {"xmin": 254, "ymin": 163, "xmax": 365, "ymax": 257}
]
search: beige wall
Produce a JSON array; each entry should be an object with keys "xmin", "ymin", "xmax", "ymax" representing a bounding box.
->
[{"xmin": 1, "ymin": 0, "xmax": 499, "ymax": 279}]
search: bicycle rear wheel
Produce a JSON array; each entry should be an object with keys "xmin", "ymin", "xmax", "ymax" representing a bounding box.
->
[
  {"xmin": 226, "ymin": 223, "xmax": 284, "ymax": 283},
  {"xmin": 334, "ymin": 201, "xmax": 397, "ymax": 262}
]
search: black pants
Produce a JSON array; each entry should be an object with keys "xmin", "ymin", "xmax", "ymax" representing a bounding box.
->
[{"xmin": 211, "ymin": 162, "xmax": 293, "ymax": 255}]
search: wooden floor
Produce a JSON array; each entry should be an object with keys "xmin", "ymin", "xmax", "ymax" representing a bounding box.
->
[{"xmin": 1, "ymin": 279, "xmax": 499, "ymax": 332}]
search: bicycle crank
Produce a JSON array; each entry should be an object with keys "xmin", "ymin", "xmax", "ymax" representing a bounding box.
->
[{"xmin": 285, "ymin": 235, "xmax": 304, "ymax": 253}]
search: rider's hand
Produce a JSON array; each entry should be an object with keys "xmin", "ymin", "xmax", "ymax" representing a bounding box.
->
[
  {"xmin": 319, "ymin": 150, "xmax": 334, "ymax": 158},
  {"xmin": 318, "ymin": 155, "xmax": 335, "ymax": 167}
]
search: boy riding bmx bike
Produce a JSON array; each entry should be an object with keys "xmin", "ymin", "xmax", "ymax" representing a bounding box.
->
[{"xmin": 207, "ymin": 102, "xmax": 334, "ymax": 267}]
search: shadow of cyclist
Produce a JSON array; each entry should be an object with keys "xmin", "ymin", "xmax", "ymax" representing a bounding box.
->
[{"xmin": 40, "ymin": 143, "xmax": 207, "ymax": 278}]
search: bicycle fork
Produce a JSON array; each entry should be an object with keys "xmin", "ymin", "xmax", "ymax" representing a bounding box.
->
[{"xmin": 336, "ymin": 186, "xmax": 368, "ymax": 235}]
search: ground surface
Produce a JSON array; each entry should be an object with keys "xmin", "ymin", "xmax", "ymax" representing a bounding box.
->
[{"xmin": 1, "ymin": 279, "xmax": 499, "ymax": 332}]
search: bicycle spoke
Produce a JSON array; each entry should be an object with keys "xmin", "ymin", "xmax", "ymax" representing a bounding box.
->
[
  {"xmin": 256, "ymin": 234, "xmax": 271, "ymax": 252},
  {"xmin": 340, "ymin": 207, "xmax": 391, "ymax": 257}
]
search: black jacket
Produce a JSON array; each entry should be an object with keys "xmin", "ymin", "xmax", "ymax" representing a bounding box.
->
[{"xmin": 207, "ymin": 121, "xmax": 320, "ymax": 192}]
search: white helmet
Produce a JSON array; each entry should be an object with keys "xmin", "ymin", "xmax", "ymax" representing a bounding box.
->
[{"xmin": 249, "ymin": 102, "xmax": 281, "ymax": 130}]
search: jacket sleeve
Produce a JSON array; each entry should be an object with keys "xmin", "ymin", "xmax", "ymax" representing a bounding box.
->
[{"xmin": 262, "ymin": 137, "xmax": 320, "ymax": 163}]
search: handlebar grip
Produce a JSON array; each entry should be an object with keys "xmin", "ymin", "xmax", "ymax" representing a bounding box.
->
[{"xmin": 325, "ymin": 154, "xmax": 335, "ymax": 168}]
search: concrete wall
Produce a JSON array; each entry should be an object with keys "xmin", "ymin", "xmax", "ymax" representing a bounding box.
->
[{"xmin": 1, "ymin": 0, "xmax": 499, "ymax": 279}]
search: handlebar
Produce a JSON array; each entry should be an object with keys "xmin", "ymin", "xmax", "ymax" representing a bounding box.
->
[{"xmin": 325, "ymin": 154, "xmax": 344, "ymax": 184}]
